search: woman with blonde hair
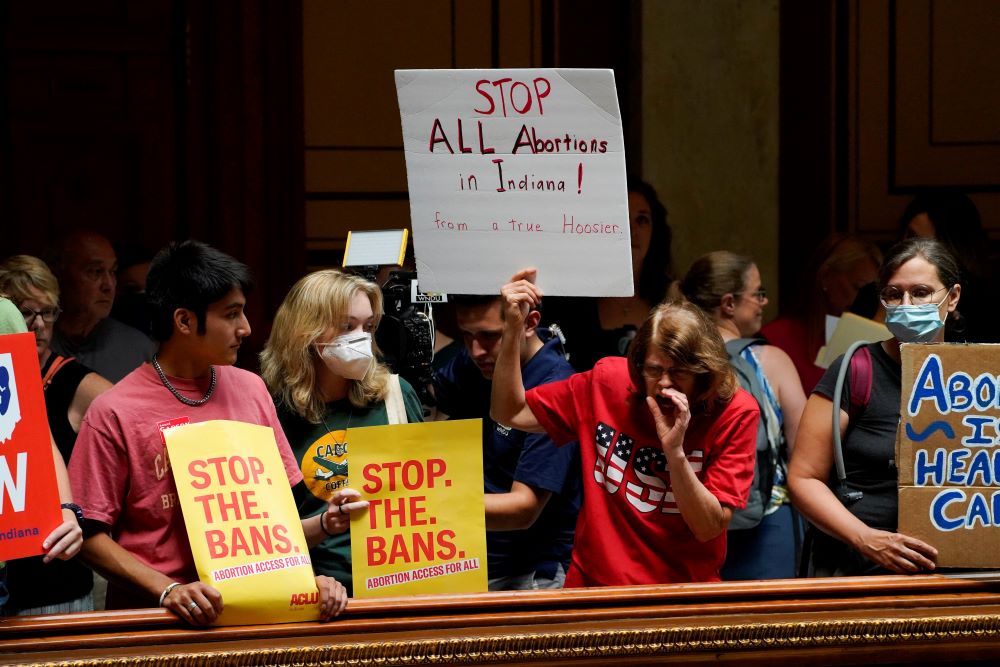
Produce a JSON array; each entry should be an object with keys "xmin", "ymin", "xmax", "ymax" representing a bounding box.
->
[
  {"xmin": 0, "ymin": 255, "xmax": 108, "ymax": 614},
  {"xmin": 491, "ymin": 269, "xmax": 758, "ymax": 586},
  {"xmin": 261, "ymin": 269, "xmax": 424, "ymax": 595}
]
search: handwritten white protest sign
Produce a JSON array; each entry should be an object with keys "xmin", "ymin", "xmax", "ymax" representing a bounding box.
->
[{"xmin": 395, "ymin": 69, "xmax": 632, "ymax": 296}]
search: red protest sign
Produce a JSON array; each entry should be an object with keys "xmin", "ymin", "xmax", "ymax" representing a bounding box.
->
[{"xmin": 0, "ymin": 332, "xmax": 62, "ymax": 560}]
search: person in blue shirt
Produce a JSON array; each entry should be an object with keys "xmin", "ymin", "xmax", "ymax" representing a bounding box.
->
[{"xmin": 433, "ymin": 294, "xmax": 580, "ymax": 590}]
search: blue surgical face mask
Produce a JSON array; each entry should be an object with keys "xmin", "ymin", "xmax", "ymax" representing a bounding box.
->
[{"xmin": 884, "ymin": 292, "xmax": 950, "ymax": 343}]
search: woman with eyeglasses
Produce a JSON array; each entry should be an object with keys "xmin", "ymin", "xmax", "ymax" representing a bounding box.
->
[
  {"xmin": 0, "ymin": 255, "xmax": 111, "ymax": 614},
  {"xmin": 491, "ymin": 269, "xmax": 758, "ymax": 586},
  {"xmin": 680, "ymin": 251, "xmax": 806, "ymax": 580},
  {"xmin": 789, "ymin": 237, "xmax": 960, "ymax": 576},
  {"xmin": 260, "ymin": 269, "xmax": 424, "ymax": 595}
]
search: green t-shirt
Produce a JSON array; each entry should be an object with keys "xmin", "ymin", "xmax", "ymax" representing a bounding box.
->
[
  {"xmin": 276, "ymin": 376, "xmax": 424, "ymax": 595},
  {"xmin": 0, "ymin": 298, "xmax": 27, "ymax": 335}
]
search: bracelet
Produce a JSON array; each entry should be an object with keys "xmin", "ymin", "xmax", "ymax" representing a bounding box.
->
[
  {"xmin": 319, "ymin": 511, "xmax": 335, "ymax": 537},
  {"xmin": 159, "ymin": 582, "xmax": 182, "ymax": 607},
  {"xmin": 60, "ymin": 502, "xmax": 85, "ymax": 528}
]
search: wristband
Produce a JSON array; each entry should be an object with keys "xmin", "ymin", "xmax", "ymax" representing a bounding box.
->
[
  {"xmin": 61, "ymin": 502, "xmax": 85, "ymax": 528},
  {"xmin": 319, "ymin": 511, "xmax": 335, "ymax": 537},
  {"xmin": 159, "ymin": 582, "xmax": 182, "ymax": 607}
]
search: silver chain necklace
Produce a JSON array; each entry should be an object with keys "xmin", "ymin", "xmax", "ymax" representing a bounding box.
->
[{"xmin": 151, "ymin": 354, "xmax": 217, "ymax": 407}]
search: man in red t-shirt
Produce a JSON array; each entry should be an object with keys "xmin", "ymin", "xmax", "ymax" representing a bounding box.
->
[
  {"xmin": 70, "ymin": 241, "xmax": 348, "ymax": 624},
  {"xmin": 491, "ymin": 269, "xmax": 758, "ymax": 586}
]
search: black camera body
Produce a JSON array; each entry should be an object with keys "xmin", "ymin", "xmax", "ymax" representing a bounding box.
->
[{"xmin": 375, "ymin": 270, "xmax": 436, "ymax": 407}]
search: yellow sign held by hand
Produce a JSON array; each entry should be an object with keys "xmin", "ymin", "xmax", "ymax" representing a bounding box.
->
[
  {"xmin": 167, "ymin": 420, "xmax": 320, "ymax": 625},
  {"xmin": 348, "ymin": 419, "xmax": 487, "ymax": 597}
]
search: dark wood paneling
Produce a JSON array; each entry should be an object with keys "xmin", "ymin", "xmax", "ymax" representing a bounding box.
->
[
  {"xmin": 181, "ymin": 0, "xmax": 306, "ymax": 367},
  {"xmin": 846, "ymin": 0, "xmax": 1000, "ymax": 242},
  {"xmin": 302, "ymin": 0, "xmax": 497, "ymax": 267},
  {"xmin": 554, "ymin": 0, "xmax": 638, "ymax": 173},
  {"xmin": 778, "ymin": 0, "xmax": 837, "ymax": 315},
  {"xmin": 892, "ymin": 0, "xmax": 1000, "ymax": 188},
  {"xmin": 301, "ymin": 1, "xmax": 636, "ymax": 269},
  {"xmin": 1, "ymin": 1, "xmax": 177, "ymax": 257},
  {"xmin": 0, "ymin": 0, "xmax": 305, "ymax": 369}
]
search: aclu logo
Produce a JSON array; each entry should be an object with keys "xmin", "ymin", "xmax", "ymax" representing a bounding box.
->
[
  {"xmin": 0, "ymin": 353, "xmax": 22, "ymax": 443},
  {"xmin": 289, "ymin": 591, "xmax": 318, "ymax": 607}
]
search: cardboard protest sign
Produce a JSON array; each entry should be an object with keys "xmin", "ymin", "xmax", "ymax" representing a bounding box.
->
[
  {"xmin": 395, "ymin": 68, "xmax": 632, "ymax": 296},
  {"xmin": 166, "ymin": 420, "xmax": 319, "ymax": 625},
  {"xmin": 0, "ymin": 333, "xmax": 62, "ymax": 561},
  {"xmin": 349, "ymin": 420, "xmax": 487, "ymax": 598},
  {"xmin": 897, "ymin": 343, "xmax": 1000, "ymax": 568}
]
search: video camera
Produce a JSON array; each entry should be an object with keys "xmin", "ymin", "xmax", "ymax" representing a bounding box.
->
[
  {"xmin": 374, "ymin": 270, "xmax": 438, "ymax": 408},
  {"xmin": 342, "ymin": 230, "xmax": 441, "ymax": 408}
]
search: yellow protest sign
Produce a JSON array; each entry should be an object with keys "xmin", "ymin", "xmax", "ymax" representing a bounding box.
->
[
  {"xmin": 166, "ymin": 420, "xmax": 320, "ymax": 625},
  {"xmin": 348, "ymin": 419, "xmax": 487, "ymax": 597}
]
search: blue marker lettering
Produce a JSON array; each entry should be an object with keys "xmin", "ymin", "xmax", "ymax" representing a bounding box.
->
[
  {"xmin": 974, "ymin": 373, "xmax": 997, "ymax": 411},
  {"xmin": 909, "ymin": 354, "xmax": 947, "ymax": 416},
  {"xmin": 962, "ymin": 416, "xmax": 995, "ymax": 446},
  {"xmin": 948, "ymin": 372, "xmax": 973, "ymax": 412},
  {"xmin": 947, "ymin": 449, "xmax": 970, "ymax": 485},
  {"xmin": 967, "ymin": 492, "xmax": 991, "ymax": 529},
  {"xmin": 914, "ymin": 448, "xmax": 945, "ymax": 486},
  {"xmin": 966, "ymin": 449, "xmax": 994, "ymax": 486},
  {"xmin": 930, "ymin": 489, "xmax": 965, "ymax": 531}
]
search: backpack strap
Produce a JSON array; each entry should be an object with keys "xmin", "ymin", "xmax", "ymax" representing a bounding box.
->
[
  {"xmin": 831, "ymin": 341, "xmax": 871, "ymax": 504},
  {"xmin": 42, "ymin": 355, "xmax": 75, "ymax": 392},
  {"xmin": 725, "ymin": 336, "xmax": 767, "ymax": 357},
  {"xmin": 846, "ymin": 345, "xmax": 873, "ymax": 423},
  {"xmin": 724, "ymin": 336, "xmax": 776, "ymax": 530},
  {"xmin": 385, "ymin": 374, "xmax": 408, "ymax": 425}
]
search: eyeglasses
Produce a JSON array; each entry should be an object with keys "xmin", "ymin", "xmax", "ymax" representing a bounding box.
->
[
  {"xmin": 736, "ymin": 288, "xmax": 767, "ymax": 304},
  {"xmin": 878, "ymin": 285, "xmax": 949, "ymax": 307},
  {"xmin": 639, "ymin": 363, "xmax": 695, "ymax": 382},
  {"xmin": 20, "ymin": 306, "xmax": 61, "ymax": 325}
]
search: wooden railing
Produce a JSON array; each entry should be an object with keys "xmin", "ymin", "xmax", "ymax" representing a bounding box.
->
[{"xmin": 3, "ymin": 575, "xmax": 1000, "ymax": 665}]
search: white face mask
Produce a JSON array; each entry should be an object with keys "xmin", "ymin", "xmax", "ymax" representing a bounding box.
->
[{"xmin": 317, "ymin": 332, "xmax": 373, "ymax": 380}]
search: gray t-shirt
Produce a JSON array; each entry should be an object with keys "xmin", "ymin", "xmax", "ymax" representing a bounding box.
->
[{"xmin": 51, "ymin": 317, "xmax": 155, "ymax": 383}]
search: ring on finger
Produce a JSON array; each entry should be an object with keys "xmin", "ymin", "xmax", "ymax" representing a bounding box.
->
[
  {"xmin": 188, "ymin": 602, "xmax": 200, "ymax": 612},
  {"xmin": 338, "ymin": 503, "xmax": 345, "ymax": 514}
]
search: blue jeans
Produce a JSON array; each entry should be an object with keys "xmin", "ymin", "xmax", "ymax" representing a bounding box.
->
[
  {"xmin": 488, "ymin": 563, "xmax": 567, "ymax": 591},
  {"xmin": 0, "ymin": 565, "xmax": 8, "ymax": 616},
  {"xmin": 722, "ymin": 504, "xmax": 798, "ymax": 580},
  {"xmin": 14, "ymin": 592, "xmax": 94, "ymax": 616}
]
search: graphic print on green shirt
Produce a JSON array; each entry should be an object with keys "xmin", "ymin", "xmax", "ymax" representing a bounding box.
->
[
  {"xmin": 277, "ymin": 376, "xmax": 425, "ymax": 596},
  {"xmin": 307, "ymin": 432, "xmax": 350, "ymax": 493}
]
